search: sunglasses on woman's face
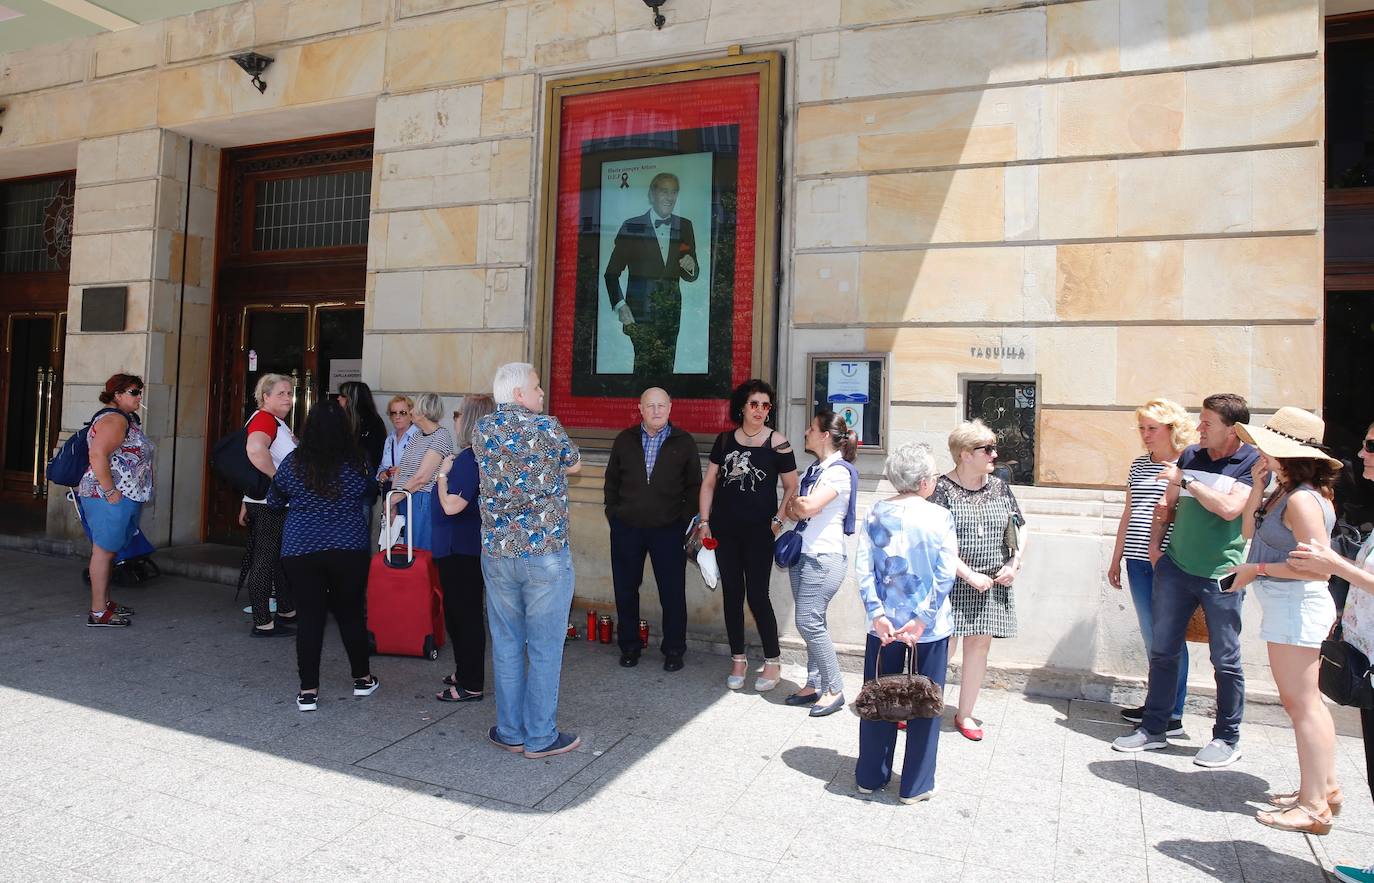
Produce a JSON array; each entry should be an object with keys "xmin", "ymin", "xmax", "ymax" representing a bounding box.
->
[
  {"xmin": 746, "ymin": 401, "xmax": 772, "ymax": 412},
  {"xmin": 972, "ymin": 444, "xmax": 997, "ymax": 455},
  {"xmin": 1363, "ymin": 439, "xmax": 1374, "ymax": 454},
  {"xmin": 389, "ymin": 409, "xmax": 409, "ymax": 417},
  {"xmin": 124, "ymin": 388, "xmax": 143, "ymax": 397}
]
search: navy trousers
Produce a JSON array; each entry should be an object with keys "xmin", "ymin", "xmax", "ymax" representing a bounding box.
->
[
  {"xmin": 855, "ymin": 633, "xmax": 949, "ymax": 799},
  {"xmin": 609, "ymin": 517, "xmax": 688, "ymax": 657}
]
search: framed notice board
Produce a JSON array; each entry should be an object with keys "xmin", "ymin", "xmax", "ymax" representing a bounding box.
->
[{"xmin": 809, "ymin": 353, "xmax": 888, "ymax": 451}]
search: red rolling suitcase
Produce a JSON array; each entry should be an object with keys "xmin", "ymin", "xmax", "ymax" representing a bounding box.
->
[{"xmin": 367, "ymin": 490, "xmax": 445, "ymax": 660}]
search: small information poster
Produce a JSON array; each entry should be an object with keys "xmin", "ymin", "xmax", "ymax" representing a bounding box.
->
[{"xmin": 810, "ymin": 354, "xmax": 887, "ymax": 450}]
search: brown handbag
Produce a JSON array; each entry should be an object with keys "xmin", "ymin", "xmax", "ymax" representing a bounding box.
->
[
  {"xmin": 853, "ymin": 642, "xmax": 944, "ymax": 722},
  {"xmin": 1185, "ymin": 607, "xmax": 1209, "ymax": 643}
]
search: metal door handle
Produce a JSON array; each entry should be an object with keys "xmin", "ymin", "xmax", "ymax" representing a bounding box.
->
[
  {"xmin": 289, "ymin": 368, "xmax": 301, "ymax": 432},
  {"xmin": 31, "ymin": 365, "xmax": 47, "ymax": 497},
  {"xmin": 304, "ymin": 369, "xmax": 314, "ymax": 423}
]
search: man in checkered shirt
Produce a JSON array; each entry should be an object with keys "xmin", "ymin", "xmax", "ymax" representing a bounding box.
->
[{"xmin": 603, "ymin": 387, "xmax": 702, "ymax": 672}]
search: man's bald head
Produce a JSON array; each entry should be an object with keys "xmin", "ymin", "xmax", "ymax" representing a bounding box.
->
[{"xmin": 639, "ymin": 387, "xmax": 671, "ymax": 433}]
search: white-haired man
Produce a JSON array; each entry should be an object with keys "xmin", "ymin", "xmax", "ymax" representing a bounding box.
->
[{"xmin": 475, "ymin": 362, "xmax": 582, "ymax": 758}]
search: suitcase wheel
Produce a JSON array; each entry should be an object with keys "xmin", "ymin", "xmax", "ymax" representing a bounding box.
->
[{"xmin": 424, "ymin": 635, "xmax": 438, "ymax": 661}]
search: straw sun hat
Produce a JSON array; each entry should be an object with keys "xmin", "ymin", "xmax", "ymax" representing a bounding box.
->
[{"xmin": 1234, "ymin": 407, "xmax": 1342, "ymax": 465}]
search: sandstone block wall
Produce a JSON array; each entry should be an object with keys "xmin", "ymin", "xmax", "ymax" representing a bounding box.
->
[{"xmin": 0, "ymin": 0, "xmax": 1325, "ymax": 696}]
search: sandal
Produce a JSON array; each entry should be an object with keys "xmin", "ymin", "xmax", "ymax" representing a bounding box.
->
[
  {"xmin": 436, "ymin": 687, "xmax": 483, "ymax": 703},
  {"xmin": 1268, "ymin": 787, "xmax": 1343, "ymax": 816},
  {"xmin": 726, "ymin": 655, "xmax": 748, "ymax": 690},
  {"xmin": 443, "ymin": 674, "xmax": 459, "ymax": 687},
  {"xmin": 754, "ymin": 657, "xmax": 782, "ymax": 692},
  {"xmin": 1256, "ymin": 804, "xmax": 1332, "ymax": 835}
]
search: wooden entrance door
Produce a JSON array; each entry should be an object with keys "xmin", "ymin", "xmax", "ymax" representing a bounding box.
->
[
  {"xmin": 204, "ymin": 131, "xmax": 372, "ymax": 543},
  {"xmin": 0, "ymin": 312, "xmax": 65, "ymax": 500}
]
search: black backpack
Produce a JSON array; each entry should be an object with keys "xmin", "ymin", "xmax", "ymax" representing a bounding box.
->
[{"xmin": 210, "ymin": 415, "xmax": 273, "ymax": 499}]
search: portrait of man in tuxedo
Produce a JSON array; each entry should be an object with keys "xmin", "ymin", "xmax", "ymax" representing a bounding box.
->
[{"xmin": 602, "ymin": 172, "xmax": 700, "ymax": 377}]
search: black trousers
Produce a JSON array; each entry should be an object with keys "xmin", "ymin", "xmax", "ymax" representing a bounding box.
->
[
  {"xmin": 245, "ymin": 503, "xmax": 293, "ymax": 627},
  {"xmin": 714, "ymin": 521, "xmax": 780, "ymax": 658},
  {"xmin": 282, "ymin": 550, "xmax": 371, "ymax": 692},
  {"xmin": 436, "ymin": 553, "xmax": 487, "ymax": 693},
  {"xmin": 609, "ymin": 517, "xmax": 688, "ymax": 657},
  {"xmin": 1363, "ymin": 707, "xmax": 1374, "ymax": 798}
]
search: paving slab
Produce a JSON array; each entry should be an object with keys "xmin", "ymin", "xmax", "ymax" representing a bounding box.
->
[{"xmin": 0, "ymin": 548, "xmax": 1358, "ymax": 881}]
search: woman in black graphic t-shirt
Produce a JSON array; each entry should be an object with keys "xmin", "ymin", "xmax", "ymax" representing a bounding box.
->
[{"xmin": 698, "ymin": 379, "xmax": 799, "ymax": 692}]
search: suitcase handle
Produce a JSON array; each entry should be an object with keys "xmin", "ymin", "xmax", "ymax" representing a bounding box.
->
[{"xmin": 384, "ymin": 488, "xmax": 414, "ymax": 568}]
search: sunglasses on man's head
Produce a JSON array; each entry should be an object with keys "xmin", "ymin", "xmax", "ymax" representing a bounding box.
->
[
  {"xmin": 389, "ymin": 409, "xmax": 409, "ymax": 417},
  {"xmin": 1363, "ymin": 439, "xmax": 1374, "ymax": 454},
  {"xmin": 746, "ymin": 401, "xmax": 772, "ymax": 412}
]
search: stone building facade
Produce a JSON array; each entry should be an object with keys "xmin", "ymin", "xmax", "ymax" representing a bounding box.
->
[{"xmin": 0, "ymin": 0, "xmax": 1327, "ymax": 698}]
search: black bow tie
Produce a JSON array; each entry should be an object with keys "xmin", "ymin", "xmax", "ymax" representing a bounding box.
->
[{"xmin": 654, "ymin": 218, "xmax": 671, "ymax": 228}]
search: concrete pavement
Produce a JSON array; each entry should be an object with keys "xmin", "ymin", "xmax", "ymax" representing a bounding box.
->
[{"xmin": 0, "ymin": 548, "xmax": 1366, "ymax": 881}]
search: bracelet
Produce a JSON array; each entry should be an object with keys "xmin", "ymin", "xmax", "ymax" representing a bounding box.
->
[
  {"xmin": 101, "ymin": 486, "xmax": 118, "ymax": 501},
  {"xmin": 771, "ymin": 516, "xmax": 784, "ymax": 526},
  {"xmin": 1257, "ymin": 563, "xmax": 1267, "ymax": 577}
]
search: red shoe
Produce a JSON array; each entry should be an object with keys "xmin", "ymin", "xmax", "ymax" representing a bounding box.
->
[{"xmin": 956, "ymin": 717, "xmax": 983, "ymax": 741}]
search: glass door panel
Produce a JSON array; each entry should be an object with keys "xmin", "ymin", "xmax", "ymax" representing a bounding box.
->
[
  {"xmin": 314, "ymin": 305, "xmax": 364, "ymax": 402},
  {"xmin": 242, "ymin": 307, "xmax": 307, "ymax": 431}
]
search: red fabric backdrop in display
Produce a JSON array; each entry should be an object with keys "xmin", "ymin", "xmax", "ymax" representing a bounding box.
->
[{"xmin": 547, "ymin": 73, "xmax": 760, "ymax": 434}]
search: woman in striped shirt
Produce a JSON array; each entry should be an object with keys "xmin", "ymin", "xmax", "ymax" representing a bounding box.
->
[{"xmin": 1107, "ymin": 398, "xmax": 1198, "ymax": 731}]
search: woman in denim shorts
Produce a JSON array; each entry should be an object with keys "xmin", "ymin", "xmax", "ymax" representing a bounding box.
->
[{"xmin": 1230, "ymin": 407, "xmax": 1342, "ymax": 835}]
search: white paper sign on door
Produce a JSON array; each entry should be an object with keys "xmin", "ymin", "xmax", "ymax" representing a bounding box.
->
[{"xmin": 328, "ymin": 359, "xmax": 362, "ymax": 392}]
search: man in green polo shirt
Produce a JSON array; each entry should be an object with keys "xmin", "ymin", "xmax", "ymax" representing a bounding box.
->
[{"xmin": 1112, "ymin": 393, "xmax": 1259, "ymax": 768}]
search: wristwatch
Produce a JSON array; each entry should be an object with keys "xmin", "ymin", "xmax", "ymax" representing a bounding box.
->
[{"xmin": 1179, "ymin": 475, "xmax": 1192, "ymax": 491}]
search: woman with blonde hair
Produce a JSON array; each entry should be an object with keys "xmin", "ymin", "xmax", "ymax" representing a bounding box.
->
[
  {"xmin": 1108, "ymin": 398, "xmax": 1199, "ymax": 731},
  {"xmin": 240, "ymin": 373, "xmax": 298, "ymax": 637},
  {"xmin": 933, "ymin": 419, "xmax": 1025, "ymax": 741},
  {"xmin": 377, "ymin": 394, "xmax": 418, "ymax": 495}
]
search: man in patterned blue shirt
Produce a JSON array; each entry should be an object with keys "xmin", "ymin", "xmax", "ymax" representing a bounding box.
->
[{"xmin": 475, "ymin": 362, "xmax": 582, "ymax": 759}]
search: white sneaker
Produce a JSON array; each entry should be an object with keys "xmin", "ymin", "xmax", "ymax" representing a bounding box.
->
[
  {"xmin": 1193, "ymin": 739, "xmax": 1241, "ymax": 768},
  {"xmin": 900, "ymin": 787, "xmax": 936, "ymax": 804},
  {"xmin": 1111, "ymin": 728, "xmax": 1168, "ymax": 752}
]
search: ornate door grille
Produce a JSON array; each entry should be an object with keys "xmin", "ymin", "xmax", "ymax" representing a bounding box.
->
[{"xmin": 965, "ymin": 380, "xmax": 1036, "ymax": 485}]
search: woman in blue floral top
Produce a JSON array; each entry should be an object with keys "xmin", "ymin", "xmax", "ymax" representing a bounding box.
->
[{"xmin": 854, "ymin": 441, "xmax": 959, "ymax": 804}]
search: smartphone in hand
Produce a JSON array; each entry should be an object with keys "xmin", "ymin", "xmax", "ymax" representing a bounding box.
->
[{"xmin": 1218, "ymin": 573, "xmax": 1239, "ymax": 593}]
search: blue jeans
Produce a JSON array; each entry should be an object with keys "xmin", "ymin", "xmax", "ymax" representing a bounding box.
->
[
  {"xmin": 1125, "ymin": 558, "xmax": 1188, "ymax": 718},
  {"xmin": 1143, "ymin": 555, "xmax": 1245, "ymax": 744},
  {"xmin": 481, "ymin": 547, "xmax": 575, "ymax": 752},
  {"xmin": 855, "ymin": 634, "xmax": 949, "ymax": 799}
]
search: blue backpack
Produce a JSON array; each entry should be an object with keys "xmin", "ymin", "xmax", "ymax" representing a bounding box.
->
[{"xmin": 47, "ymin": 408, "xmax": 129, "ymax": 487}]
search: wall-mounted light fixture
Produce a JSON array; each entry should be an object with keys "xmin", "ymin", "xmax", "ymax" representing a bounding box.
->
[
  {"xmin": 641, "ymin": 0, "xmax": 667, "ymax": 29},
  {"xmin": 231, "ymin": 51, "xmax": 274, "ymax": 94}
]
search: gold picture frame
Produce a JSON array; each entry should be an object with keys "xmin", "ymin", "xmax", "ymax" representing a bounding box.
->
[{"xmin": 533, "ymin": 51, "xmax": 783, "ymax": 444}]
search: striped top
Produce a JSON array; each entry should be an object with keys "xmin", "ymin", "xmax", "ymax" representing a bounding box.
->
[{"xmin": 1124, "ymin": 454, "xmax": 1174, "ymax": 560}]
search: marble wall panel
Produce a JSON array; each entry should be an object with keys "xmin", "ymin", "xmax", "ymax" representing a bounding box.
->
[
  {"xmin": 1180, "ymin": 236, "xmax": 1319, "ymax": 321},
  {"xmin": 1116, "ymin": 325, "xmax": 1251, "ymax": 406},
  {"xmin": 798, "ymin": 7, "xmax": 1047, "ymax": 102},
  {"xmin": 375, "ymin": 85, "xmax": 484, "ymax": 150},
  {"xmin": 93, "ymin": 24, "xmax": 163, "ymax": 79},
  {"xmin": 1250, "ymin": 324, "xmax": 1321, "ymax": 410},
  {"xmin": 386, "ymin": 9, "xmax": 506, "ymax": 91},
  {"xmin": 1039, "ymin": 409, "xmax": 1137, "ymax": 487},
  {"xmin": 165, "ymin": 2, "xmax": 256, "ymax": 64},
  {"xmin": 867, "ymin": 167, "xmax": 1005, "ymax": 246}
]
